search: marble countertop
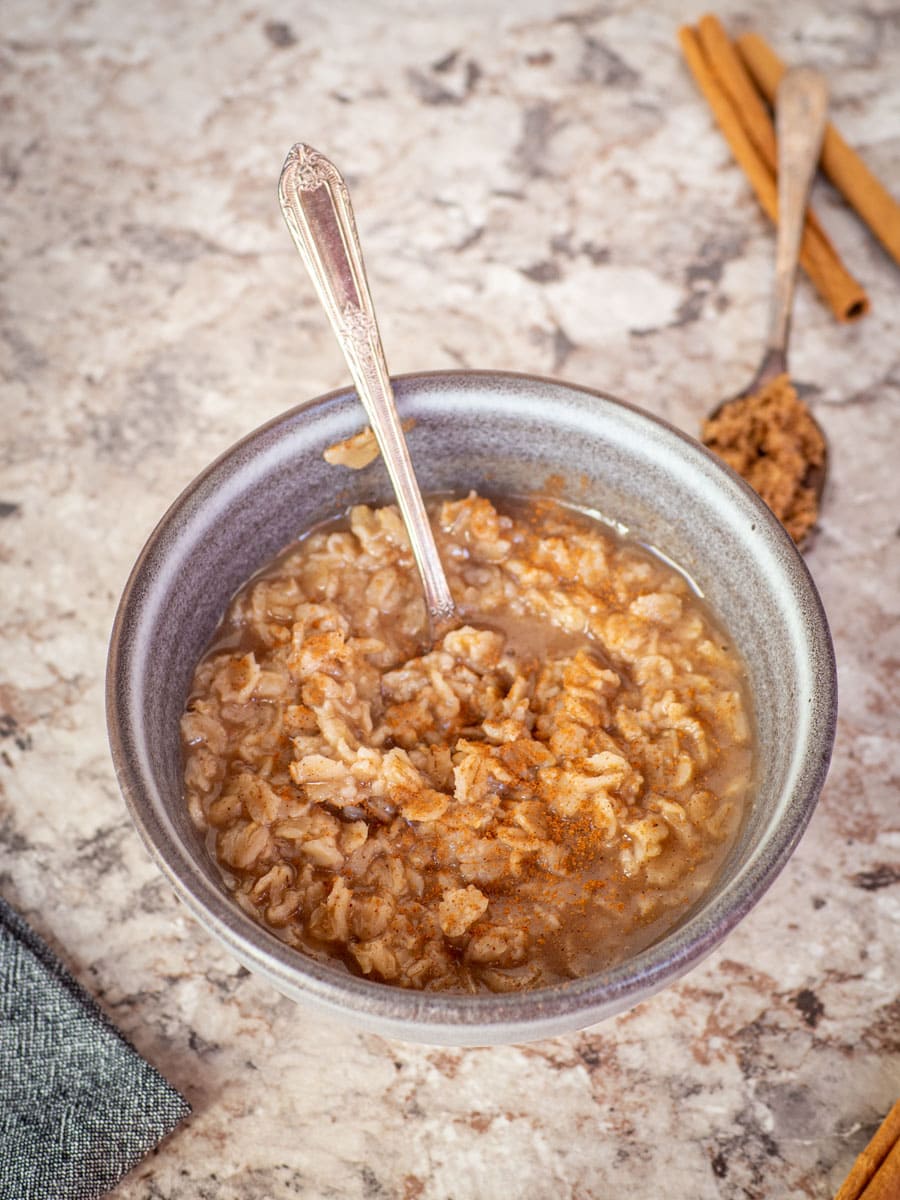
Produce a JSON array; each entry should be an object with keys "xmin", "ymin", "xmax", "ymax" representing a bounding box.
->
[{"xmin": 2, "ymin": 1, "xmax": 898, "ymax": 1196}]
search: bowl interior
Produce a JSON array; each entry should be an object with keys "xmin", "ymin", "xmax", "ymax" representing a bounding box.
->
[{"xmin": 108, "ymin": 371, "xmax": 836, "ymax": 1044}]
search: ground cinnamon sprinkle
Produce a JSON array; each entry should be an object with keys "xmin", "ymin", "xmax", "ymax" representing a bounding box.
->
[{"xmin": 701, "ymin": 373, "xmax": 826, "ymax": 543}]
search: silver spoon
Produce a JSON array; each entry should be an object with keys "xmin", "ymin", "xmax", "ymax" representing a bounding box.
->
[
  {"xmin": 705, "ymin": 67, "xmax": 830, "ymax": 506},
  {"xmin": 278, "ymin": 144, "xmax": 457, "ymax": 642}
]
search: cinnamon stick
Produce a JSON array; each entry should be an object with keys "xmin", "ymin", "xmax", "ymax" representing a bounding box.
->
[
  {"xmin": 695, "ymin": 16, "xmax": 849, "ymax": 271},
  {"xmin": 834, "ymin": 1099, "xmax": 900, "ymax": 1200},
  {"xmin": 678, "ymin": 21, "xmax": 869, "ymax": 321},
  {"xmin": 859, "ymin": 1139, "xmax": 900, "ymax": 1200},
  {"xmin": 737, "ymin": 31, "xmax": 900, "ymax": 269},
  {"xmin": 697, "ymin": 15, "xmax": 777, "ymax": 166}
]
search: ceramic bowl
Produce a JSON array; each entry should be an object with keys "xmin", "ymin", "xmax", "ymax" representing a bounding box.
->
[{"xmin": 106, "ymin": 371, "xmax": 836, "ymax": 1045}]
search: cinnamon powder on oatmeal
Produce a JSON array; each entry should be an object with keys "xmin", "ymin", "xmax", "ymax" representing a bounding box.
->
[
  {"xmin": 182, "ymin": 495, "xmax": 753, "ymax": 992},
  {"xmin": 701, "ymin": 373, "xmax": 825, "ymax": 543}
]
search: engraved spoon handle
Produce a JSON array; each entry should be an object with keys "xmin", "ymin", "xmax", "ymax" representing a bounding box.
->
[
  {"xmin": 759, "ymin": 67, "xmax": 829, "ymax": 382},
  {"xmin": 278, "ymin": 144, "xmax": 456, "ymax": 636}
]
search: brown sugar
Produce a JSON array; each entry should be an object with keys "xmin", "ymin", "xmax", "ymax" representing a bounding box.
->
[{"xmin": 701, "ymin": 373, "xmax": 826, "ymax": 543}]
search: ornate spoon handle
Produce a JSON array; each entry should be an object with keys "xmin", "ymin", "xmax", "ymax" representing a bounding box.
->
[{"xmin": 278, "ymin": 143, "xmax": 456, "ymax": 635}]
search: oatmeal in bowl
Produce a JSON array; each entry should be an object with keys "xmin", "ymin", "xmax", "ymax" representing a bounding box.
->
[
  {"xmin": 108, "ymin": 371, "xmax": 836, "ymax": 1043},
  {"xmin": 183, "ymin": 494, "xmax": 753, "ymax": 993}
]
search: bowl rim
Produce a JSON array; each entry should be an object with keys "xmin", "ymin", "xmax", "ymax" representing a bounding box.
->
[{"xmin": 107, "ymin": 368, "xmax": 837, "ymax": 1042}]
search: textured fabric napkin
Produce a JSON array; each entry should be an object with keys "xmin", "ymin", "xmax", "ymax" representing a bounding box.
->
[{"xmin": 0, "ymin": 896, "xmax": 191, "ymax": 1200}]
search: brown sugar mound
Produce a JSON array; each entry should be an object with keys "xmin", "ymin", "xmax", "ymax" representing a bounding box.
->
[{"xmin": 701, "ymin": 373, "xmax": 826, "ymax": 543}]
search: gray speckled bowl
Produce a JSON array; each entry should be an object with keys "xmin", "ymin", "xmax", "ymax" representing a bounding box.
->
[{"xmin": 107, "ymin": 371, "xmax": 836, "ymax": 1045}]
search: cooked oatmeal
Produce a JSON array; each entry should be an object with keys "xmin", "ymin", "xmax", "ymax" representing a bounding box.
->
[{"xmin": 182, "ymin": 494, "xmax": 753, "ymax": 992}]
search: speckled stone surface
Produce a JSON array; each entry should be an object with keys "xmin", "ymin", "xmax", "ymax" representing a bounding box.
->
[{"xmin": 1, "ymin": 1, "xmax": 898, "ymax": 1196}]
